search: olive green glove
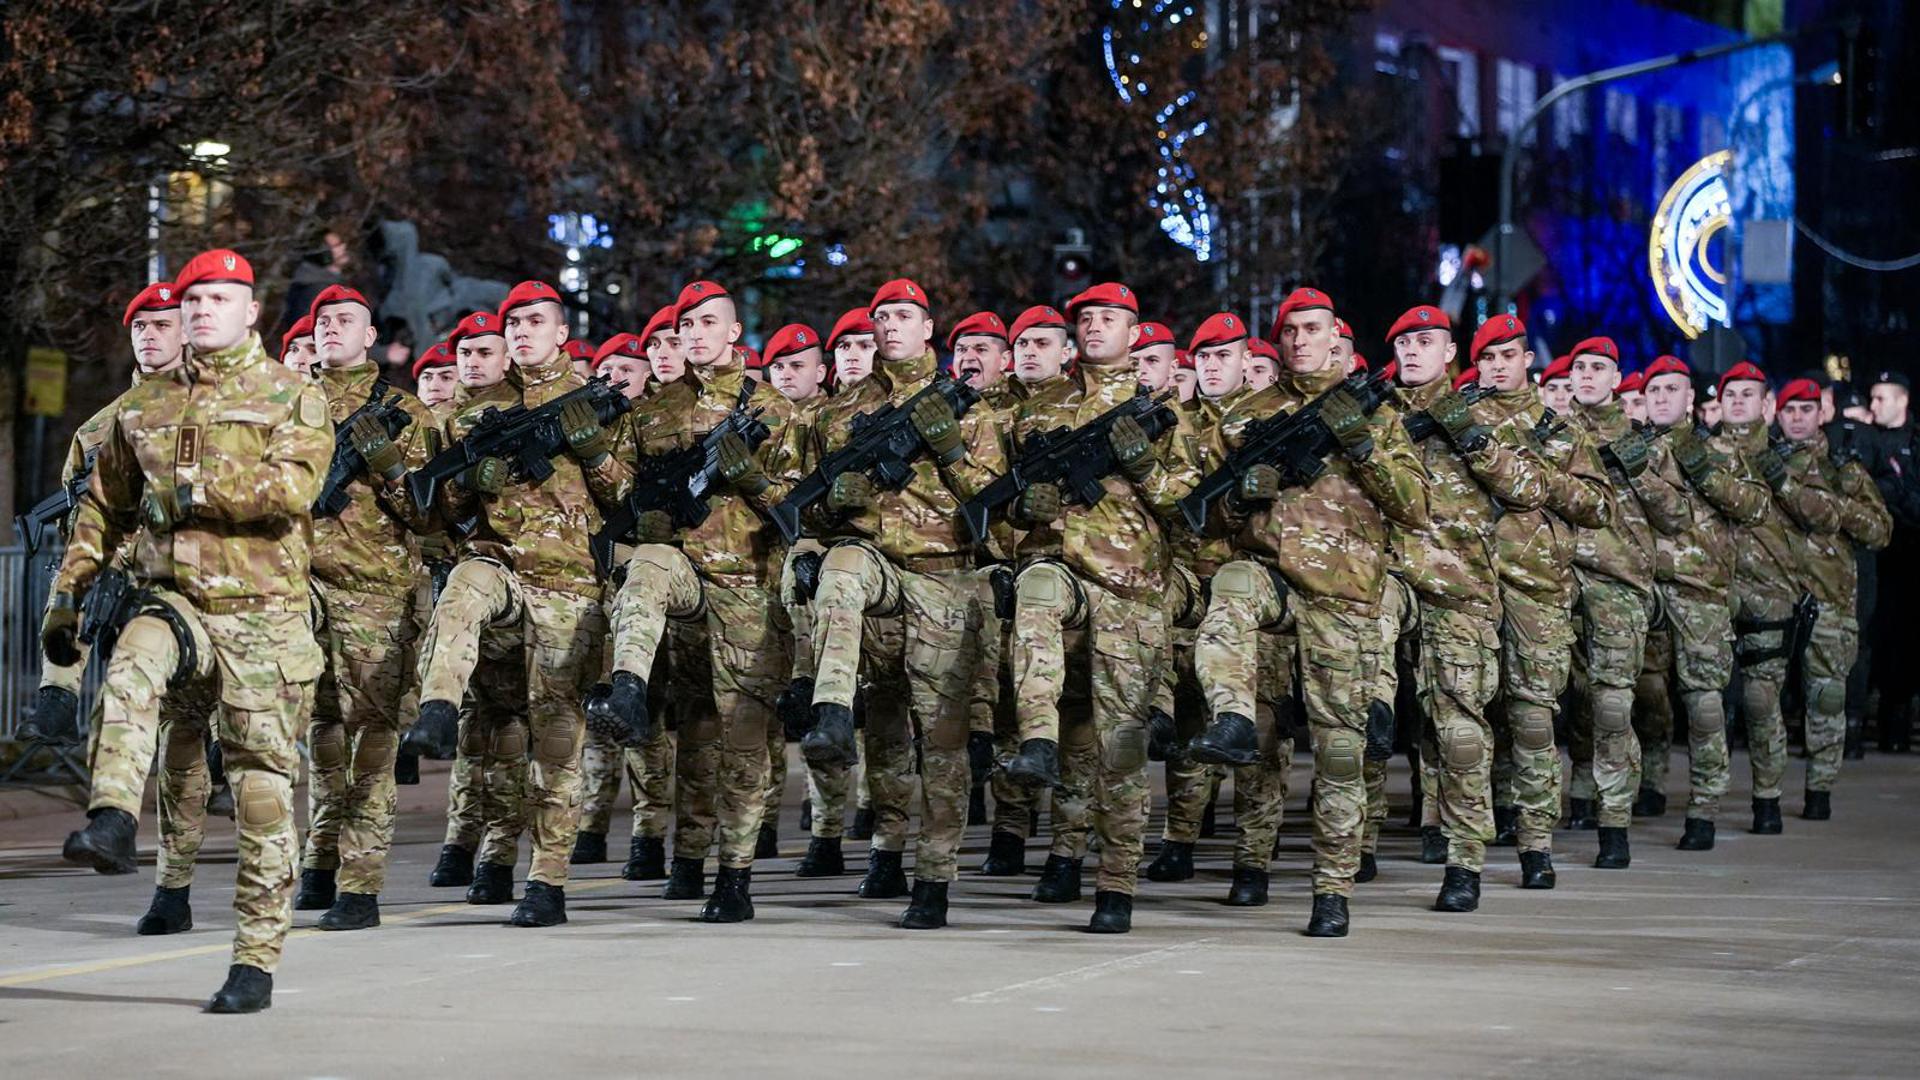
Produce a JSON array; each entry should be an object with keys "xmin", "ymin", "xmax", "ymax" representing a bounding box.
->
[
  {"xmin": 1108, "ymin": 415, "xmax": 1158, "ymax": 482},
  {"xmin": 141, "ymin": 484, "xmax": 191, "ymax": 534},
  {"xmin": 349, "ymin": 414, "xmax": 405, "ymax": 484},
  {"xmin": 42, "ymin": 593, "xmax": 80, "ymax": 667},
  {"xmin": 634, "ymin": 509, "xmax": 675, "ymax": 544},
  {"xmin": 561, "ymin": 399, "xmax": 610, "ymax": 466},
  {"xmin": 1757, "ymin": 444, "xmax": 1791, "ymax": 491},
  {"xmin": 909, "ymin": 395, "xmax": 966, "ymax": 466},
  {"xmin": 1601, "ymin": 429, "xmax": 1653, "ymax": 483},
  {"xmin": 1016, "ymin": 481, "xmax": 1063, "ymax": 525},
  {"xmin": 417, "ymin": 532, "xmax": 455, "ymax": 562},
  {"xmin": 1319, "ymin": 388, "xmax": 1374, "ymax": 461},
  {"xmin": 464, "ymin": 456, "xmax": 509, "ymax": 496},
  {"xmin": 1237, "ymin": 463, "xmax": 1281, "ymax": 505},
  {"xmin": 1429, "ymin": 390, "xmax": 1490, "ymax": 452},
  {"xmin": 827, "ymin": 471, "xmax": 875, "ymax": 511},
  {"xmin": 716, "ymin": 432, "xmax": 769, "ymax": 496},
  {"xmin": 1669, "ymin": 423, "xmax": 1714, "ymax": 482}
]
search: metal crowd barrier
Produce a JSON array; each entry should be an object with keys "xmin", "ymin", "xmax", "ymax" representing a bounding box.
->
[{"xmin": 2, "ymin": 541, "xmax": 105, "ymax": 778}]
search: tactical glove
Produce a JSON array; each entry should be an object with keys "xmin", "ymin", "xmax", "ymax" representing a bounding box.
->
[
  {"xmin": 561, "ymin": 399, "xmax": 610, "ymax": 466},
  {"xmin": 1602, "ymin": 429, "xmax": 1653, "ymax": 482},
  {"xmin": 633, "ymin": 509, "xmax": 675, "ymax": 544},
  {"xmin": 715, "ymin": 432, "xmax": 769, "ymax": 496},
  {"xmin": 42, "ymin": 593, "xmax": 80, "ymax": 668},
  {"xmin": 827, "ymin": 471, "xmax": 875, "ymax": 511},
  {"xmin": 465, "ymin": 456, "xmax": 509, "ymax": 496},
  {"xmin": 1429, "ymin": 389, "xmax": 1490, "ymax": 452},
  {"xmin": 1757, "ymin": 444, "xmax": 1791, "ymax": 491},
  {"xmin": 1319, "ymin": 388, "xmax": 1374, "ymax": 461},
  {"xmin": 909, "ymin": 395, "xmax": 966, "ymax": 466},
  {"xmin": 1015, "ymin": 481, "xmax": 1063, "ymax": 525},
  {"xmin": 1236, "ymin": 463, "xmax": 1281, "ymax": 505},
  {"xmin": 1108, "ymin": 415, "xmax": 1158, "ymax": 481},
  {"xmin": 141, "ymin": 484, "xmax": 191, "ymax": 534},
  {"xmin": 348, "ymin": 414, "xmax": 405, "ymax": 484}
]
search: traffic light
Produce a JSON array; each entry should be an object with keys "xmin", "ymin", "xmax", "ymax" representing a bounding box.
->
[{"xmin": 1052, "ymin": 229, "xmax": 1091, "ymax": 303}]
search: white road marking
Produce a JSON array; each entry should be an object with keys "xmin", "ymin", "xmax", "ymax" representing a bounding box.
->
[{"xmin": 953, "ymin": 939, "xmax": 1216, "ymax": 1004}]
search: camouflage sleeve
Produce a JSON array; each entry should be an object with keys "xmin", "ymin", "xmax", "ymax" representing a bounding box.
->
[
  {"xmin": 937, "ymin": 410, "xmax": 1005, "ymax": 505},
  {"xmin": 581, "ymin": 441, "xmax": 632, "ymax": 508},
  {"xmin": 1775, "ymin": 453, "xmax": 1843, "ymax": 534},
  {"xmin": 1462, "ymin": 424, "xmax": 1549, "ymax": 512},
  {"xmin": 1692, "ymin": 449, "xmax": 1770, "ymax": 526},
  {"xmin": 1543, "ymin": 427, "xmax": 1616, "ymax": 528},
  {"xmin": 1350, "ymin": 406, "xmax": 1429, "ymax": 530},
  {"xmin": 1836, "ymin": 459, "xmax": 1893, "ymax": 549},
  {"xmin": 741, "ymin": 398, "xmax": 799, "ymax": 513},
  {"xmin": 194, "ymin": 381, "xmax": 331, "ymax": 524},
  {"xmin": 1631, "ymin": 446, "xmax": 1694, "ymax": 536},
  {"xmin": 1135, "ymin": 408, "xmax": 1203, "ymax": 521},
  {"xmin": 372, "ymin": 397, "xmax": 442, "ymax": 533},
  {"xmin": 54, "ymin": 412, "xmax": 140, "ymax": 598}
]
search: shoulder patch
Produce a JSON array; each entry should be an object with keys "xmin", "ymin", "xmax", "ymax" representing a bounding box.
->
[{"xmin": 298, "ymin": 389, "xmax": 328, "ymax": 428}]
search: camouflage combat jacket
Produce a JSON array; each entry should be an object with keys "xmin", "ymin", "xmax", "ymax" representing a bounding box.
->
[
  {"xmin": 1477, "ymin": 386, "xmax": 1614, "ymax": 606},
  {"xmin": 1569, "ymin": 400, "xmax": 1693, "ymax": 596},
  {"xmin": 1659, "ymin": 426, "xmax": 1769, "ymax": 599},
  {"xmin": 311, "ymin": 362, "xmax": 438, "ymax": 597},
  {"xmin": 1795, "ymin": 430, "xmax": 1891, "ymax": 611},
  {"xmin": 1714, "ymin": 421, "xmax": 1841, "ymax": 602}
]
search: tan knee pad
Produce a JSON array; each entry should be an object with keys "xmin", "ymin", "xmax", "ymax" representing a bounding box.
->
[
  {"xmin": 355, "ymin": 726, "xmax": 398, "ymax": 772},
  {"xmin": 1809, "ymin": 678, "xmax": 1846, "ymax": 717},
  {"xmin": 1741, "ymin": 676, "xmax": 1779, "ymax": 722},
  {"xmin": 535, "ymin": 719, "xmax": 578, "ymax": 766},
  {"xmin": 1103, "ymin": 721, "xmax": 1148, "ymax": 772},
  {"xmin": 310, "ymin": 722, "xmax": 348, "ymax": 770},
  {"xmin": 1438, "ymin": 721, "xmax": 1486, "ymax": 770},
  {"xmin": 488, "ymin": 722, "xmax": 527, "ymax": 760},
  {"xmin": 1592, "ymin": 689, "xmax": 1633, "ymax": 736},
  {"xmin": 1682, "ymin": 692, "xmax": 1723, "ymax": 738},
  {"xmin": 236, "ymin": 772, "xmax": 290, "ymax": 830},
  {"xmin": 1513, "ymin": 706, "xmax": 1556, "ymax": 752},
  {"xmin": 1015, "ymin": 562, "xmax": 1083, "ymax": 628},
  {"xmin": 1210, "ymin": 560, "xmax": 1285, "ymax": 629},
  {"xmin": 630, "ymin": 544, "xmax": 705, "ymax": 620},
  {"xmin": 1317, "ymin": 729, "xmax": 1364, "ymax": 782}
]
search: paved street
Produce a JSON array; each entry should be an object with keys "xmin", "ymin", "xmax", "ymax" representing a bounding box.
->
[{"xmin": 2, "ymin": 748, "xmax": 1917, "ymax": 1078}]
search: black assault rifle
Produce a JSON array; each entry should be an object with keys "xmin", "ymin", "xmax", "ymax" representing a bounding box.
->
[
  {"xmin": 15, "ymin": 448, "xmax": 98, "ymax": 554},
  {"xmin": 314, "ymin": 386, "xmax": 414, "ymax": 517},
  {"xmin": 589, "ymin": 404, "xmax": 771, "ymax": 577},
  {"xmin": 406, "ymin": 377, "xmax": 632, "ymax": 512}
]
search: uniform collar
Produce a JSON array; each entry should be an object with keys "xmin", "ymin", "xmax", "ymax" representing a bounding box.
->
[
  {"xmin": 879, "ymin": 349, "xmax": 938, "ymax": 389},
  {"xmin": 1081, "ymin": 361, "xmax": 1140, "ymax": 405},
  {"xmin": 189, "ymin": 332, "xmax": 266, "ymax": 379},
  {"xmin": 1399, "ymin": 377, "xmax": 1448, "ymax": 410},
  {"xmin": 516, "ymin": 349, "xmax": 570, "ymax": 387},
  {"xmin": 1279, "ymin": 360, "xmax": 1344, "ymax": 397},
  {"xmin": 316, "ymin": 360, "xmax": 380, "ymax": 395}
]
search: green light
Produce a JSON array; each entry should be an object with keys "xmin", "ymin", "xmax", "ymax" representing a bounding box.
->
[{"xmin": 767, "ymin": 237, "xmax": 803, "ymax": 259}]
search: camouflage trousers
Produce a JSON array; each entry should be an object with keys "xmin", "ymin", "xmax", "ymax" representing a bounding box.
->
[
  {"xmin": 1801, "ymin": 610, "xmax": 1857, "ymax": 794},
  {"xmin": 580, "ymin": 729, "xmax": 674, "ymax": 842},
  {"xmin": 1491, "ymin": 586, "xmax": 1574, "ymax": 854},
  {"xmin": 304, "ymin": 583, "xmax": 416, "ymax": 894},
  {"xmin": 1196, "ymin": 560, "xmax": 1382, "ymax": 898},
  {"xmin": 89, "ymin": 587, "xmax": 319, "ymax": 973},
  {"xmin": 1011, "ymin": 562, "xmax": 1168, "ymax": 893},
  {"xmin": 805, "ymin": 737, "xmax": 866, "ymax": 840},
  {"xmin": 1365, "ymin": 575, "xmax": 1418, "ymax": 854},
  {"xmin": 1633, "ymin": 585, "xmax": 1733, "ymax": 820},
  {"xmin": 1416, "ymin": 603, "xmax": 1502, "ymax": 873},
  {"xmin": 444, "ymin": 661, "xmax": 531, "ymax": 868},
  {"xmin": 1231, "ymin": 628, "xmax": 1295, "ymax": 871},
  {"xmin": 1159, "ymin": 565, "xmax": 1224, "ymax": 847},
  {"xmin": 418, "ymin": 560, "xmax": 605, "ymax": 887},
  {"xmin": 1570, "ymin": 575, "xmax": 1654, "ymax": 828},
  {"xmin": 83, "ymin": 663, "xmax": 222, "ymax": 891},
  {"xmin": 1733, "ymin": 587, "xmax": 1794, "ymax": 801},
  {"xmin": 37, "ymin": 583, "xmax": 88, "ymax": 694},
  {"xmin": 811, "ymin": 541, "xmax": 979, "ymax": 883},
  {"xmin": 784, "ymin": 544, "xmax": 888, "ymax": 843},
  {"xmin": 609, "ymin": 544, "xmax": 786, "ymax": 869}
]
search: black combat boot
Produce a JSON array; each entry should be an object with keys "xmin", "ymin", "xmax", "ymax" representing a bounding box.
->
[
  {"xmin": 23, "ymin": 685, "xmax": 80, "ymax": 745},
  {"xmin": 430, "ymin": 844, "xmax": 475, "ymax": 887},
  {"xmin": 1304, "ymin": 893, "xmax": 1349, "ymax": 938},
  {"xmin": 205, "ymin": 783, "xmax": 235, "ymax": 819},
  {"xmin": 978, "ymin": 830, "xmax": 1027, "ymax": 876},
  {"xmin": 777, "ymin": 676, "xmax": 815, "ymax": 739},
  {"xmin": 899, "ymin": 880, "xmax": 950, "ymax": 930},
  {"xmin": 1632, "ymin": 786, "xmax": 1667, "ymax": 818},
  {"xmin": 801, "ymin": 702, "xmax": 858, "ymax": 768},
  {"xmin": 1802, "ymin": 789, "xmax": 1832, "ymax": 821},
  {"xmin": 1355, "ymin": 852, "xmax": 1379, "ymax": 884},
  {"xmin": 570, "ymin": 831, "xmax": 608, "ymax": 865},
  {"xmin": 62, "ymin": 807, "xmax": 138, "ymax": 875},
  {"xmin": 1006, "ymin": 738, "xmax": 1063, "ymax": 790},
  {"xmin": 1565, "ymin": 798, "xmax": 1598, "ymax": 830},
  {"xmin": 1188, "ymin": 712, "xmax": 1259, "ymax": 767},
  {"xmin": 756, "ymin": 823, "xmax": 780, "ymax": 860},
  {"xmin": 1144, "ymin": 839, "xmax": 1195, "ymax": 883},
  {"xmin": 1593, "ymin": 826, "xmax": 1631, "ymax": 869},
  {"xmin": 699, "ymin": 867, "xmax": 754, "ymax": 923},
  {"xmin": 848, "ymin": 807, "xmax": 876, "ymax": 841},
  {"xmin": 1199, "ymin": 794, "xmax": 1219, "ymax": 838},
  {"xmin": 1434, "ymin": 866, "xmax": 1481, "ymax": 912},
  {"xmin": 1677, "ymin": 818, "xmax": 1715, "ymax": 851},
  {"xmin": 1419, "ymin": 825, "xmax": 1447, "ymax": 865},
  {"xmin": 393, "ymin": 749, "xmax": 421, "ymax": 785},
  {"xmin": 466, "ymin": 862, "xmax": 515, "ymax": 905},
  {"xmin": 623, "ymin": 836, "xmax": 667, "ymax": 881},
  {"xmin": 294, "ymin": 867, "xmax": 337, "ymax": 911},
  {"xmin": 795, "ymin": 837, "xmax": 845, "ymax": 878},
  {"xmin": 402, "ymin": 699, "xmax": 460, "ymax": 759},
  {"xmin": 799, "ymin": 798, "xmax": 812, "ymax": 832},
  {"xmin": 507, "ymin": 880, "xmax": 566, "ymax": 927},
  {"xmin": 584, "ymin": 670, "xmax": 651, "ymax": 747},
  {"xmin": 1146, "ymin": 707, "xmax": 1177, "ymax": 761},
  {"xmin": 1519, "ymin": 850, "xmax": 1556, "ymax": 889},
  {"xmin": 662, "ymin": 856, "xmax": 706, "ymax": 900},
  {"xmin": 858, "ymin": 849, "xmax": 909, "ymax": 899},
  {"xmin": 968, "ymin": 784, "xmax": 988, "ymax": 826},
  {"xmin": 1088, "ymin": 890, "xmax": 1133, "ymax": 934},
  {"xmin": 204, "ymin": 964, "xmax": 272, "ymax": 1014},
  {"xmin": 1225, "ymin": 865, "xmax": 1270, "ymax": 907},
  {"xmin": 1031, "ymin": 855, "xmax": 1083, "ymax": 903},
  {"xmin": 318, "ymin": 892, "xmax": 380, "ymax": 931},
  {"xmin": 1492, "ymin": 805, "xmax": 1518, "ymax": 847},
  {"xmin": 136, "ymin": 885, "xmax": 192, "ymax": 935},
  {"xmin": 1750, "ymin": 796, "xmax": 1783, "ymax": 835}
]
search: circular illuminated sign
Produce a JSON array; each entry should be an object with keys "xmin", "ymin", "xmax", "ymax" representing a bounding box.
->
[{"xmin": 1649, "ymin": 150, "xmax": 1733, "ymax": 339}]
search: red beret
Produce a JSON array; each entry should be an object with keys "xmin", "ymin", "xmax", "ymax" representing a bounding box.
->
[
  {"xmin": 1570, "ymin": 336, "xmax": 1620, "ymax": 363},
  {"xmin": 1334, "ymin": 318, "xmax": 1355, "ymax": 342},
  {"xmin": 1066, "ymin": 282, "xmax": 1139, "ymax": 317},
  {"xmin": 123, "ymin": 281, "xmax": 180, "ymax": 325},
  {"xmin": 674, "ymin": 280, "xmax": 731, "ymax": 322},
  {"xmin": 1717, "ymin": 360, "xmax": 1768, "ymax": 397},
  {"xmin": 764, "ymin": 323, "xmax": 824, "ymax": 366},
  {"xmin": 498, "ymin": 279, "xmax": 564, "ymax": 318},
  {"xmin": 1643, "ymin": 355, "xmax": 1691, "ymax": 381},
  {"xmin": 1133, "ymin": 321, "xmax": 1175, "ymax": 349},
  {"xmin": 174, "ymin": 248, "xmax": 253, "ymax": 293},
  {"xmin": 1351, "ymin": 353, "xmax": 1370, "ymax": 373},
  {"xmin": 946, "ymin": 311, "xmax": 1007, "ymax": 351},
  {"xmin": 1376, "ymin": 359, "xmax": 1397, "ymax": 382},
  {"xmin": 640, "ymin": 305, "xmax": 677, "ymax": 345},
  {"xmin": 1777, "ymin": 377, "xmax": 1821, "ymax": 406},
  {"xmin": 740, "ymin": 346, "xmax": 763, "ymax": 370},
  {"xmin": 564, "ymin": 340, "xmax": 597, "ymax": 363},
  {"xmin": 1540, "ymin": 355, "xmax": 1573, "ymax": 383},
  {"xmin": 1453, "ymin": 367, "xmax": 1481, "ymax": 392},
  {"xmin": 309, "ymin": 284, "xmax": 372, "ymax": 321},
  {"xmin": 1189, "ymin": 312, "xmax": 1248, "ymax": 353},
  {"xmin": 411, "ymin": 340, "xmax": 455, "ymax": 380},
  {"xmin": 1386, "ymin": 304, "xmax": 1451, "ymax": 342},
  {"xmin": 827, "ymin": 308, "xmax": 876, "ymax": 349},
  {"xmin": 279, "ymin": 314, "xmax": 315, "ymax": 355},
  {"xmin": 1617, "ymin": 370, "xmax": 1648, "ymax": 395},
  {"xmin": 1246, "ymin": 338, "xmax": 1280, "ymax": 362},
  {"xmin": 1009, "ymin": 304, "xmax": 1069, "ymax": 344},
  {"xmin": 868, "ymin": 278, "xmax": 929, "ymax": 313},
  {"xmin": 449, "ymin": 310, "xmax": 504, "ymax": 344},
  {"xmin": 1469, "ymin": 314, "xmax": 1527, "ymax": 360},
  {"xmin": 592, "ymin": 333, "xmax": 646, "ymax": 370},
  {"xmin": 1175, "ymin": 349, "xmax": 1193, "ymax": 370},
  {"xmin": 1270, "ymin": 286, "xmax": 1334, "ymax": 341}
]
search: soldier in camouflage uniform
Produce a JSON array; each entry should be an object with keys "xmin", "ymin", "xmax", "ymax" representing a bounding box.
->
[
  {"xmin": 1711, "ymin": 362, "xmax": 1844, "ymax": 835},
  {"xmin": 1562, "ymin": 337, "xmax": 1693, "ymax": 870},
  {"xmin": 1631, "ymin": 356, "xmax": 1770, "ymax": 850},
  {"xmin": 49, "ymin": 249, "xmax": 332, "ymax": 1013},
  {"xmin": 1772, "ymin": 377, "xmax": 1890, "ymax": 818},
  {"xmin": 586, "ymin": 281, "xmax": 797, "ymax": 922},
  {"xmin": 295, "ymin": 284, "xmax": 440, "ymax": 930},
  {"xmin": 1383, "ymin": 305, "xmax": 1551, "ymax": 910},
  {"xmin": 1188, "ymin": 289, "xmax": 1430, "ymax": 938},
  {"xmin": 408, "ymin": 280, "xmax": 630, "ymax": 929},
  {"xmin": 1470, "ymin": 318, "xmax": 1615, "ymax": 884},
  {"xmin": 798, "ymin": 277, "xmax": 1006, "ymax": 930}
]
